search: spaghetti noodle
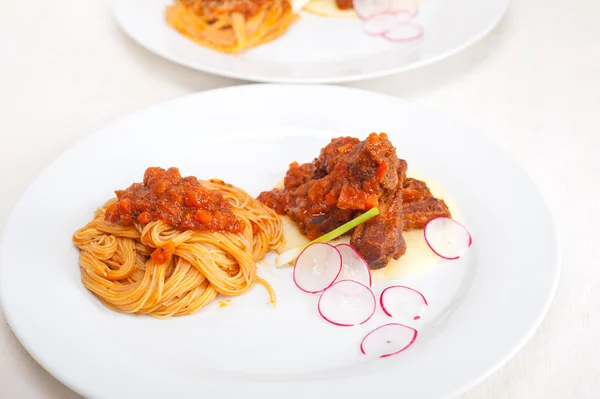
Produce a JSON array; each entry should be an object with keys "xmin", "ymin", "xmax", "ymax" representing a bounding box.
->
[
  {"xmin": 73, "ymin": 168, "xmax": 284, "ymax": 318},
  {"xmin": 166, "ymin": 0, "xmax": 298, "ymax": 53}
]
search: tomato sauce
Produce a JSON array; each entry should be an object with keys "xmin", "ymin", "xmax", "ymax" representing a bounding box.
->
[
  {"xmin": 180, "ymin": 0, "xmax": 279, "ymax": 20},
  {"xmin": 335, "ymin": 0, "xmax": 353, "ymax": 9},
  {"xmin": 105, "ymin": 167, "xmax": 243, "ymax": 233}
]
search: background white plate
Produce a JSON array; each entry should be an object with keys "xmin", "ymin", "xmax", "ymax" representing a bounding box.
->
[
  {"xmin": 112, "ymin": 0, "xmax": 509, "ymax": 83},
  {"xmin": 0, "ymin": 85, "xmax": 558, "ymax": 399}
]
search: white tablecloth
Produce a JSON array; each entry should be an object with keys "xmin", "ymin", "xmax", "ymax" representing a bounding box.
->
[{"xmin": 1, "ymin": 0, "xmax": 599, "ymax": 397}]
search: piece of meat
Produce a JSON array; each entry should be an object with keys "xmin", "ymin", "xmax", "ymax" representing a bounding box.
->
[
  {"xmin": 256, "ymin": 187, "xmax": 287, "ymax": 215},
  {"xmin": 284, "ymin": 161, "xmax": 315, "ymax": 190},
  {"xmin": 403, "ymin": 197, "xmax": 451, "ymax": 229},
  {"xmin": 257, "ymin": 134, "xmax": 451, "ymax": 270},
  {"xmin": 402, "ymin": 177, "xmax": 451, "ymax": 229},
  {"xmin": 313, "ymin": 137, "xmax": 359, "ymax": 175},
  {"xmin": 349, "ymin": 164, "xmax": 451, "ymax": 267},
  {"xmin": 402, "ymin": 178, "xmax": 431, "ymax": 202},
  {"xmin": 350, "ymin": 161, "xmax": 407, "ymax": 269},
  {"xmin": 258, "ymin": 134, "xmax": 406, "ymax": 269}
]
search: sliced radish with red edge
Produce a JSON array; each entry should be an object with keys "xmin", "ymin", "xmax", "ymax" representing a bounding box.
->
[
  {"xmin": 393, "ymin": 8, "xmax": 418, "ymax": 21},
  {"xmin": 318, "ymin": 280, "xmax": 376, "ymax": 326},
  {"xmin": 353, "ymin": 0, "xmax": 392, "ymax": 19},
  {"xmin": 380, "ymin": 285, "xmax": 427, "ymax": 320},
  {"xmin": 424, "ymin": 217, "xmax": 472, "ymax": 260},
  {"xmin": 293, "ymin": 243, "xmax": 342, "ymax": 294},
  {"xmin": 383, "ymin": 22, "xmax": 424, "ymax": 42},
  {"xmin": 360, "ymin": 323, "xmax": 418, "ymax": 358},
  {"xmin": 363, "ymin": 12, "xmax": 400, "ymax": 36},
  {"xmin": 335, "ymin": 244, "xmax": 372, "ymax": 287}
]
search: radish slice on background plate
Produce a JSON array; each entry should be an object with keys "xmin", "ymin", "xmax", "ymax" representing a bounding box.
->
[
  {"xmin": 353, "ymin": 0, "xmax": 392, "ymax": 19},
  {"xmin": 335, "ymin": 244, "xmax": 372, "ymax": 287},
  {"xmin": 424, "ymin": 217, "xmax": 472, "ymax": 260},
  {"xmin": 293, "ymin": 243, "xmax": 342, "ymax": 294},
  {"xmin": 380, "ymin": 285, "xmax": 428, "ymax": 320},
  {"xmin": 360, "ymin": 323, "xmax": 418, "ymax": 358},
  {"xmin": 393, "ymin": 8, "xmax": 419, "ymax": 22},
  {"xmin": 383, "ymin": 22, "xmax": 424, "ymax": 42},
  {"xmin": 363, "ymin": 13, "xmax": 401, "ymax": 36},
  {"xmin": 318, "ymin": 280, "xmax": 376, "ymax": 326}
]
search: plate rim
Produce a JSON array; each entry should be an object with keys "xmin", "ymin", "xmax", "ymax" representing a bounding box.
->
[
  {"xmin": 110, "ymin": 0, "xmax": 511, "ymax": 84},
  {"xmin": 0, "ymin": 84, "xmax": 560, "ymax": 399}
]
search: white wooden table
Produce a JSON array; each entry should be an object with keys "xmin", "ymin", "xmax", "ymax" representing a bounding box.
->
[{"xmin": 1, "ymin": 0, "xmax": 599, "ymax": 397}]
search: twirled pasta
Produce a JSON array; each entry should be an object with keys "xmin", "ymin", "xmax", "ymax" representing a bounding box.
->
[
  {"xmin": 166, "ymin": 0, "xmax": 298, "ymax": 53},
  {"xmin": 73, "ymin": 179, "xmax": 284, "ymax": 318}
]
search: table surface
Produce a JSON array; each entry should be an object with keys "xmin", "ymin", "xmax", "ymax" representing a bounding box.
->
[{"xmin": 1, "ymin": 0, "xmax": 599, "ymax": 398}]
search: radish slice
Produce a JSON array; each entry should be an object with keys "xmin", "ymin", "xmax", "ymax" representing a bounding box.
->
[
  {"xmin": 335, "ymin": 244, "xmax": 372, "ymax": 287},
  {"xmin": 318, "ymin": 280, "xmax": 376, "ymax": 326},
  {"xmin": 383, "ymin": 22, "xmax": 424, "ymax": 42},
  {"xmin": 293, "ymin": 243, "xmax": 342, "ymax": 294},
  {"xmin": 363, "ymin": 13, "xmax": 400, "ymax": 36},
  {"xmin": 393, "ymin": 8, "xmax": 418, "ymax": 21},
  {"xmin": 360, "ymin": 323, "xmax": 418, "ymax": 358},
  {"xmin": 424, "ymin": 217, "xmax": 472, "ymax": 260},
  {"xmin": 380, "ymin": 285, "xmax": 427, "ymax": 320},
  {"xmin": 353, "ymin": 0, "xmax": 391, "ymax": 19}
]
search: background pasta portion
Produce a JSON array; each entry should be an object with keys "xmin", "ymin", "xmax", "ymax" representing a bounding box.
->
[{"xmin": 166, "ymin": 0, "xmax": 298, "ymax": 53}]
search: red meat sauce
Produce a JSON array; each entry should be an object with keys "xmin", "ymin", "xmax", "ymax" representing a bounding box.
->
[
  {"xmin": 259, "ymin": 133, "xmax": 399, "ymax": 240},
  {"xmin": 105, "ymin": 167, "xmax": 243, "ymax": 234}
]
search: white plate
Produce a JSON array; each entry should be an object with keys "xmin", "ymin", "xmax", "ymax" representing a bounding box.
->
[
  {"xmin": 112, "ymin": 0, "xmax": 509, "ymax": 83},
  {"xmin": 0, "ymin": 84, "xmax": 558, "ymax": 399}
]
